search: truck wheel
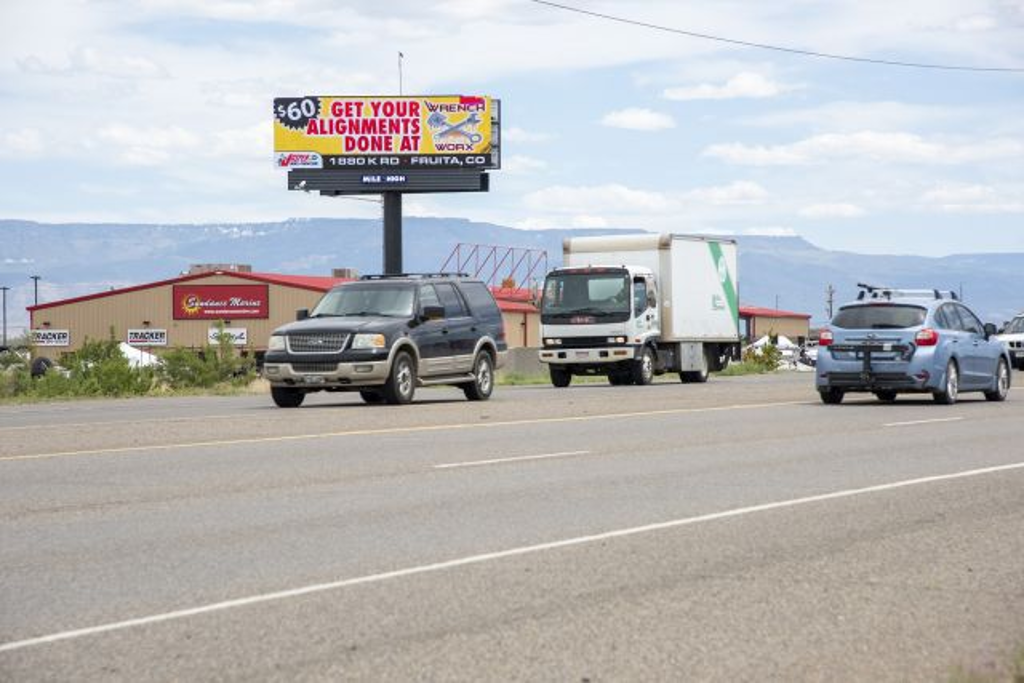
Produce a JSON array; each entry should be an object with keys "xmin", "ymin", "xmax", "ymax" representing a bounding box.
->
[
  {"xmin": 271, "ymin": 386, "xmax": 305, "ymax": 408},
  {"xmin": 462, "ymin": 351, "xmax": 494, "ymax": 401},
  {"xmin": 984, "ymin": 359, "xmax": 1010, "ymax": 402},
  {"xmin": 382, "ymin": 351, "xmax": 416, "ymax": 405},
  {"xmin": 549, "ymin": 366, "xmax": 571, "ymax": 388},
  {"xmin": 933, "ymin": 360, "xmax": 959, "ymax": 405},
  {"xmin": 819, "ymin": 388, "xmax": 844, "ymax": 405},
  {"xmin": 631, "ymin": 347, "xmax": 654, "ymax": 385}
]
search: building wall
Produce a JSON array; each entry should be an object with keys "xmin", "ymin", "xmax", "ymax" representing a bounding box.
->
[
  {"xmin": 746, "ymin": 315, "xmax": 811, "ymax": 344},
  {"xmin": 501, "ymin": 311, "xmax": 540, "ymax": 348},
  {"xmin": 30, "ymin": 274, "xmax": 326, "ymax": 360}
]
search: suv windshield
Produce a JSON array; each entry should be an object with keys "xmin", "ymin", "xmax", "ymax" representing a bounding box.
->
[
  {"xmin": 832, "ymin": 304, "xmax": 927, "ymax": 330},
  {"xmin": 311, "ymin": 284, "xmax": 415, "ymax": 318},
  {"xmin": 542, "ymin": 271, "xmax": 630, "ymax": 317},
  {"xmin": 1005, "ymin": 317, "xmax": 1024, "ymax": 334}
]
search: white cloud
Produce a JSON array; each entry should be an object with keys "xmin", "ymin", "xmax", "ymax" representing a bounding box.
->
[
  {"xmin": 741, "ymin": 227, "xmax": 798, "ymax": 237},
  {"xmin": 663, "ymin": 72, "xmax": 794, "ymax": 101},
  {"xmin": 503, "ymin": 127, "xmax": 552, "ymax": 143},
  {"xmin": 684, "ymin": 181, "xmax": 769, "ymax": 205},
  {"xmin": 18, "ymin": 46, "xmax": 167, "ymax": 79},
  {"xmin": 798, "ymin": 203, "xmax": 866, "ymax": 218},
  {"xmin": 95, "ymin": 124, "xmax": 202, "ymax": 166},
  {"xmin": 210, "ymin": 122, "xmax": 272, "ymax": 160},
  {"xmin": 704, "ymin": 131, "xmax": 1024, "ymax": 166},
  {"xmin": 920, "ymin": 184, "xmax": 1024, "ymax": 213},
  {"xmin": 524, "ymin": 184, "xmax": 676, "ymax": 214},
  {"xmin": 601, "ymin": 108, "xmax": 675, "ymax": 131},
  {"xmin": 0, "ymin": 128, "xmax": 44, "ymax": 155},
  {"xmin": 504, "ymin": 155, "xmax": 548, "ymax": 174},
  {"xmin": 571, "ymin": 215, "xmax": 609, "ymax": 228}
]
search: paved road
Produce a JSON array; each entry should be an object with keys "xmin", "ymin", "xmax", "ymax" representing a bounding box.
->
[{"xmin": 2, "ymin": 373, "xmax": 1023, "ymax": 681}]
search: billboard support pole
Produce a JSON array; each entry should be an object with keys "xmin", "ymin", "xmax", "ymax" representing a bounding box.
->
[{"xmin": 383, "ymin": 192, "xmax": 403, "ymax": 275}]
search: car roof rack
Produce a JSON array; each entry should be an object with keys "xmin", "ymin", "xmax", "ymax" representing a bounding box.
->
[
  {"xmin": 856, "ymin": 283, "xmax": 958, "ymax": 301},
  {"xmin": 359, "ymin": 273, "xmax": 470, "ymax": 280}
]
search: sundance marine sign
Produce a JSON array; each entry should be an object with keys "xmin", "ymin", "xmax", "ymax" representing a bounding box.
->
[{"xmin": 273, "ymin": 95, "xmax": 499, "ymax": 170}]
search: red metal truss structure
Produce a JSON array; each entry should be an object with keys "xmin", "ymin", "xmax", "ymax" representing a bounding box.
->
[{"xmin": 440, "ymin": 243, "xmax": 548, "ymax": 290}]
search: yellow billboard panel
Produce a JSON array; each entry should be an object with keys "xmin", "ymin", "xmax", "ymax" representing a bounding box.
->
[{"xmin": 273, "ymin": 95, "xmax": 498, "ymax": 170}]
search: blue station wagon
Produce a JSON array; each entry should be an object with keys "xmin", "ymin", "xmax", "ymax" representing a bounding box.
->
[{"xmin": 816, "ymin": 285, "xmax": 1012, "ymax": 405}]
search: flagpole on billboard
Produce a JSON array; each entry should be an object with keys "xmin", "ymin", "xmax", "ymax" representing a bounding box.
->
[{"xmin": 398, "ymin": 52, "xmax": 404, "ymax": 95}]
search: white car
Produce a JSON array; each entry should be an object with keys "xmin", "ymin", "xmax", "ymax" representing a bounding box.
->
[{"xmin": 995, "ymin": 314, "xmax": 1024, "ymax": 370}]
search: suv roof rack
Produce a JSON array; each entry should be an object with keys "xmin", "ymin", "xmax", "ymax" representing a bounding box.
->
[
  {"xmin": 856, "ymin": 283, "xmax": 958, "ymax": 301},
  {"xmin": 359, "ymin": 273, "xmax": 470, "ymax": 280}
]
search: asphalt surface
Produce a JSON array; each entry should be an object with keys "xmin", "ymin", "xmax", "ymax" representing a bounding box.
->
[{"xmin": 1, "ymin": 372, "xmax": 1023, "ymax": 681}]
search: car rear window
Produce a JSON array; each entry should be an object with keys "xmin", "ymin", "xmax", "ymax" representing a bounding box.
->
[{"xmin": 832, "ymin": 304, "xmax": 927, "ymax": 329}]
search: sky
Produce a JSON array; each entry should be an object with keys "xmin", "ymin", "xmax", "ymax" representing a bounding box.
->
[{"xmin": 1, "ymin": 0, "xmax": 1023, "ymax": 257}]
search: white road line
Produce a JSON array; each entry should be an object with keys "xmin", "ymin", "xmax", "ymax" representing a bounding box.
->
[
  {"xmin": 2, "ymin": 459, "xmax": 1022, "ymax": 654},
  {"xmin": 884, "ymin": 417, "xmax": 964, "ymax": 428},
  {"xmin": 0, "ymin": 413, "xmax": 250, "ymax": 433},
  {"xmin": 0, "ymin": 400, "xmax": 806, "ymax": 463},
  {"xmin": 435, "ymin": 450, "xmax": 591, "ymax": 469}
]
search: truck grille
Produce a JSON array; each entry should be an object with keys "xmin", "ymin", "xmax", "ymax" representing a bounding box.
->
[
  {"xmin": 552, "ymin": 336, "xmax": 625, "ymax": 349},
  {"xmin": 290, "ymin": 362, "xmax": 338, "ymax": 373},
  {"xmin": 287, "ymin": 333, "xmax": 349, "ymax": 353}
]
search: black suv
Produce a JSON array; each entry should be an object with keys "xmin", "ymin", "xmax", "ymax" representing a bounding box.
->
[{"xmin": 263, "ymin": 274, "xmax": 507, "ymax": 407}]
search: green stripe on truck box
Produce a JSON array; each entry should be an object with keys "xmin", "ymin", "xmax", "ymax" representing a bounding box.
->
[{"xmin": 708, "ymin": 241, "xmax": 739, "ymax": 334}]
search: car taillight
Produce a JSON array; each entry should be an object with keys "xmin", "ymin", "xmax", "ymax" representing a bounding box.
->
[
  {"xmin": 915, "ymin": 328, "xmax": 939, "ymax": 346},
  {"xmin": 819, "ymin": 329, "xmax": 833, "ymax": 346}
]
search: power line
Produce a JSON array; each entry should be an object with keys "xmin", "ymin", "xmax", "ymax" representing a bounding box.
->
[{"xmin": 528, "ymin": 0, "xmax": 1024, "ymax": 73}]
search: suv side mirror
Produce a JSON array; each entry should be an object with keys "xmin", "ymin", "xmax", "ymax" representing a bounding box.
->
[
  {"xmin": 422, "ymin": 305, "xmax": 445, "ymax": 321},
  {"xmin": 984, "ymin": 322, "xmax": 997, "ymax": 338},
  {"xmin": 296, "ymin": 308, "xmax": 309, "ymax": 321}
]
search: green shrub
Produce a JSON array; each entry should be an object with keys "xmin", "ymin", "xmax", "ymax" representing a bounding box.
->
[
  {"xmin": 157, "ymin": 323, "xmax": 254, "ymax": 389},
  {"xmin": 742, "ymin": 342, "xmax": 782, "ymax": 372}
]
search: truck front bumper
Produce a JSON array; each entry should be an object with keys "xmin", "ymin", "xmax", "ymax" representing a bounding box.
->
[{"xmin": 539, "ymin": 346, "xmax": 638, "ymax": 365}]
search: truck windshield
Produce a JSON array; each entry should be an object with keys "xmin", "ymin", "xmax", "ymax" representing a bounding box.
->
[
  {"xmin": 832, "ymin": 304, "xmax": 927, "ymax": 329},
  {"xmin": 541, "ymin": 271, "xmax": 631, "ymax": 321},
  {"xmin": 311, "ymin": 285, "xmax": 415, "ymax": 318}
]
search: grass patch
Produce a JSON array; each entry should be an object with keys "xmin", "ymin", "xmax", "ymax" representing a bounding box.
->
[{"xmin": 714, "ymin": 361, "xmax": 779, "ymax": 377}]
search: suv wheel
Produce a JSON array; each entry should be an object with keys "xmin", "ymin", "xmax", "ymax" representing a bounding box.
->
[
  {"xmin": 463, "ymin": 351, "xmax": 494, "ymax": 401},
  {"xmin": 933, "ymin": 360, "xmax": 959, "ymax": 405},
  {"xmin": 631, "ymin": 347, "xmax": 654, "ymax": 385},
  {"xmin": 271, "ymin": 386, "xmax": 305, "ymax": 408},
  {"xmin": 382, "ymin": 351, "xmax": 416, "ymax": 405},
  {"xmin": 819, "ymin": 388, "xmax": 844, "ymax": 405},
  {"xmin": 550, "ymin": 366, "xmax": 571, "ymax": 388},
  {"xmin": 359, "ymin": 390, "xmax": 384, "ymax": 404},
  {"xmin": 984, "ymin": 359, "xmax": 1010, "ymax": 402},
  {"xmin": 874, "ymin": 390, "xmax": 898, "ymax": 403}
]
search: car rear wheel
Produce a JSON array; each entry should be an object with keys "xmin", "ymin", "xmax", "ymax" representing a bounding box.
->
[
  {"xmin": 984, "ymin": 359, "xmax": 1010, "ymax": 402},
  {"xmin": 819, "ymin": 388, "xmax": 844, "ymax": 404},
  {"xmin": 462, "ymin": 351, "xmax": 494, "ymax": 401},
  {"xmin": 549, "ymin": 366, "xmax": 571, "ymax": 388},
  {"xmin": 271, "ymin": 386, "xmax": 305, "ymax": 408},
  {"xmin": 933, "ymin": 360, "xmax": 959, "ymax": 405},
  {"xmin": 382, "ymin": 351, "xmax": 416, "ymax": 405},
  {"xmin": 874, "ymin": 390, "xmax": 898, "ymax": 403}
]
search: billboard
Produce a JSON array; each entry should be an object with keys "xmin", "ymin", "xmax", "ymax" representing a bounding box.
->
[
  {"xmin": 273, "ymin": 95, "xmax": 499, "ymax": 170},
  {"xmin": 173, "ymin": 284, "xmax": 269, "ymax": 320}
]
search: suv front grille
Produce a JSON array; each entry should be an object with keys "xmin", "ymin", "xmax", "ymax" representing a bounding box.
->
[
  {"xmin": 287, "ymin": 333, "xmax": 349, "ymax": 353},
  {"xmin": 289, "ymin": 362, "xmax": 338, "ymax": 373}
]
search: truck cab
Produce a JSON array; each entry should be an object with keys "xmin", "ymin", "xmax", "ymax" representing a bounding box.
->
[{"xmin": 539, "ymin": 266, "xmax": 661, "ymax": 386}]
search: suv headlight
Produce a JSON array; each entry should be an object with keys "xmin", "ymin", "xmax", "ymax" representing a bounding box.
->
[
  {"xmin": 268, "ymin": 335, "xmax": 286, "ymax": 351},
  {"xmin": 352, "ymin": 333, "xmax": 387, "ymax": 349}
]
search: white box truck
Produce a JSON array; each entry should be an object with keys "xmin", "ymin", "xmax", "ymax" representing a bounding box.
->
[{"xmin": 538, "ymin": 233, "xmax": 740, "ymax": 387}]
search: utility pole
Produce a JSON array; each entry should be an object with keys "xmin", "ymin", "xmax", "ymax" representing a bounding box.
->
[
  {"xmin": 30, "ymin": 275, "xmax": 41, "ymax": 306},
  {"xmin": 0, "ymin": 286, "xmax": 8, "ymax": 348},
  {"xmin": 825, "ymin": 283, "xmax": 836, "ymax": 320},
  {"xmin": 398, "ymin": 52, "xmax": 404, "ymax": 96}
]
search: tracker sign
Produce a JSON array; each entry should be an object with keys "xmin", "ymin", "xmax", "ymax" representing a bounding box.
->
[
  {"xmin": 273, "ymin": 96, "xmax": 499, "ymax": 170},
  {"xmin": 127, "ymin": 329, "xmax": 168, "ymax": 346},
  {"xmin": 173, "ymin": 284, "xmax": 269, "ymax": 320}
]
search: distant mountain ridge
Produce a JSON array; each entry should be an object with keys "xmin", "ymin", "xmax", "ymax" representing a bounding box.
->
[{"xmin": 1, "ymin": 218, "xmax": 1022, "ymax": 334}]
